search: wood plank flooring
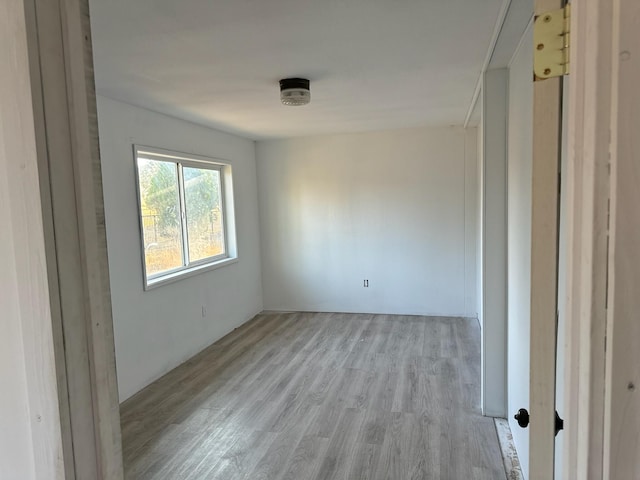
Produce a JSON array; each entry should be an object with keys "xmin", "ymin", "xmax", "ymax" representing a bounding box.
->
[{"xmin": 120, "ymin": 312, "xmax": 506, "ymax": 479}]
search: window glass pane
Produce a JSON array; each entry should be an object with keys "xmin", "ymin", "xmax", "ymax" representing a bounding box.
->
[
  {"xmin": 137, "ymin": 158, "xmax": 183, "ymax": 276},
  {"xmin": 183, "ymin": 166, "xmax": 226, "ymax": 262}
]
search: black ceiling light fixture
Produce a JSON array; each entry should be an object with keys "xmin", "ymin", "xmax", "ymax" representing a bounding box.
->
[{"xmin": 279, "ymin": 78, "xmax": 310, "ymax": 106}]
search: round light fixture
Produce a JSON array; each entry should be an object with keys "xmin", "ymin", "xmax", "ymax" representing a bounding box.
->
[{"xmin": 279, "ymin": 78, "xmax": 310, "ymax": 106}]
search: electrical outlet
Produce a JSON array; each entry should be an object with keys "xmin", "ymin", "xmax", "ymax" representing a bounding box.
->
[
  {"xmin": 364, "ymin": 279, "xmax": 369, "ymax": 287},
  {"xmin": 202, "ymin": 306, "xmax": 206, "ymax": 317}
]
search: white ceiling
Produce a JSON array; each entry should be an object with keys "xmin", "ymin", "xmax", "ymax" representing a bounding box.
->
[{"xmin": 90, "ymin": 0, "xmax": 504, "ymax": 139}]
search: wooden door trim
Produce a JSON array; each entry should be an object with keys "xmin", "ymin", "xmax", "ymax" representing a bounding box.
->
[
  {"xmin": 562, "ymin": 0, "xmax": 614, "ymax": 478},
  {"xmin": 1, "ymin": 1, "xmax": 66, "ymax": 477},
  {"xmin": 24, "ymin": 0, "xmax": 124, "ymax": 477},
  {"xmin": 603, "ymin": 0, "xmax": 639, "ymax": 477},
  {"xmin": 530, "ymin": 0, "xmax": 564, "ymax": 477}
]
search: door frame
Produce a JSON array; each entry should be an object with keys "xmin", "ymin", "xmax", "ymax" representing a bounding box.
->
[
  {"xmin": 561, "ymin": 0, "xmax": 616, "ymax": 478},
  {"xmin": 603, "ymin": 2, "xmax": 640, "ymax": 477},
  {"xmin": 21, "ymin": 0, "xmax": 123, "ymax": 477},
  {"xmin": 11, "ymin": 0, "xmax": 630, "ymax": 478},
  {"xmin": 561, "ymin": 0, "xmax": 640, "ymax": 478}
]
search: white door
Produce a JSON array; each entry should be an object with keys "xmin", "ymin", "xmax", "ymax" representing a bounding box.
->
[
  {"xmin": 507, "ymin": 1, "xmax": 568, "ymax": 478},
  {"xmin": 528, "ymin": 0, "xmax": 567, "ymax": 477},
  {"xmin": 507, "ymin": 20, "xmax": 534, "ymax": 478}
]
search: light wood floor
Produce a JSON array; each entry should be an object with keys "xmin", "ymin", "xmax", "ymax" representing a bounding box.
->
[{"xmin": 120, "ymin": 312, "xmax": 506, "ymax": 479}]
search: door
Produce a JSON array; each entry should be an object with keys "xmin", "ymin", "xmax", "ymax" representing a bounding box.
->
[
  {"xmin": 506, "ymin": 3, "xmax": 567, "ymax": 477},
  {"xmin": 528, "ymin": 0, "xmax": 567, "ymax": 478},
  {"xmin": 507, "ymin": 20, "xmax": 534, "ymax": 478}
]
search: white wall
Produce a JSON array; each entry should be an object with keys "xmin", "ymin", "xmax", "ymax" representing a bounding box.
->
[
  {"xmin": 256, "ymin": 127, "xmax": 477, "ymax": 317},
  {"xmin": 97, "ymin": 96, "xmax": 263, "ymax": 401},
  {"xmin": 507, "ymin": 27, "xmax": 533, "ymax": 478},
  {"xmin": 482, "ymin": 68, "xmax": 508, "ymax": 418}
]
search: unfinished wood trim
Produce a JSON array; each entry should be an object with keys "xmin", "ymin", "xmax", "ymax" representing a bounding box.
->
[
  {"xmin": 603, "ymin": 0, "xmax": 640, "ymax": 476},
  {"xmin": 25, "ymin": 0, "xmax": 96, "ymax": 477},
  {"xmin": 530, "ymin": 1, "xmax": 563, "ymax": 478},
  {"xmin": 23, "ymin": 0, "xmax": 123, "ymax": 477},
  {"xmin": 0, "ymin": 1, "xmax": 66, "ymax": 477},
  {"xmin": 562, "ymin": 0, "xmax": 613, "ymax": 478},
  {"xmin": 61, "ymin": 1, "xmax": 124, "ymax": 474},
  {"xmin": 22, "ymin": 0, "xmax": 77, "ymax": 476},
  {"xmin": 495, "ymin": 418, "xmax": 525, "ymax": 480},
  {"xmin": 530, "ymin": 75, "xmax": 562, "ymax": 480}
]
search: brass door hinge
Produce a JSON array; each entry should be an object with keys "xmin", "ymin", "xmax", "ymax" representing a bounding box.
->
[{"xmin": 534, "ymin": 4, "xmax": 570, "ymax": 80}]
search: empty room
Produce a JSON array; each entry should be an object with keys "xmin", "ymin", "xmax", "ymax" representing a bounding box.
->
[
  {"xmin": 4, "ymin": 0, "xmax": 640, "ymax": 479},
  {"xmin": 91, "ymin": 0, "xmax": 506, "ymax": 478}
]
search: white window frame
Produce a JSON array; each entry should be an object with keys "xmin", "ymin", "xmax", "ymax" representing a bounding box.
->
[{"xmin": 134, "ymin": 145, "xmax": 238, "ymax": 289}]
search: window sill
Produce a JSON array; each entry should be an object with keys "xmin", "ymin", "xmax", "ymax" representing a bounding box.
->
[{"xmin": 144, "ymin": 256, "xmax": 238, "ymax": 291}]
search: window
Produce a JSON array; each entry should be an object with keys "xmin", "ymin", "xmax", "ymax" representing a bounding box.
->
[{"xmin": 134, "ymin": 146, "xmax": 237, "ymax": 289}]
